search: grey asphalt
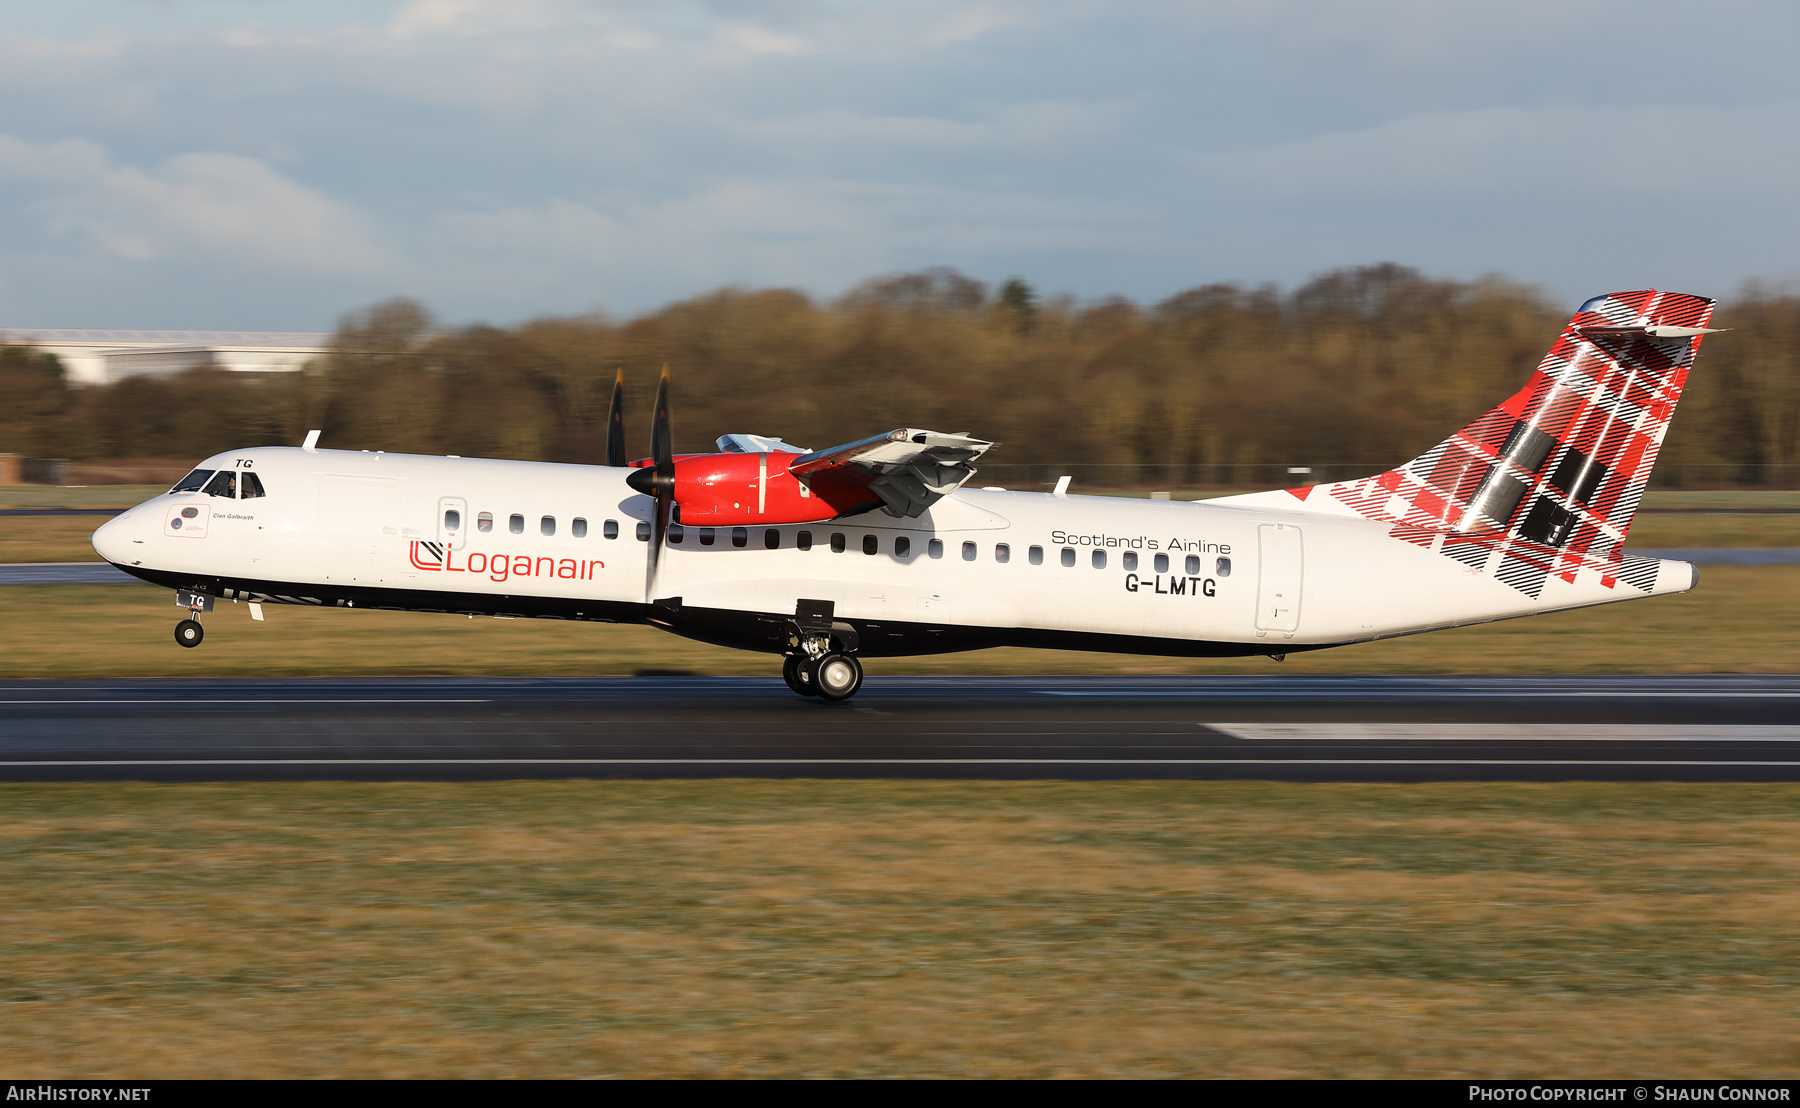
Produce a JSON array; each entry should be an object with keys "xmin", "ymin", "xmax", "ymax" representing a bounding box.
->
[{"xmin": 3, "ymin": 675, "xmax": 1799, "ymax": 782}]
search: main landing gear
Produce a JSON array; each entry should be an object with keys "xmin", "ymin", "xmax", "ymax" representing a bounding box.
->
[
  {"xmin": 783, "ymin": 652, "xmax": 864, "ymax": 701},
  {"xmin": 782, "ymin": 597, "xmax": 863, "ymax": 701}
]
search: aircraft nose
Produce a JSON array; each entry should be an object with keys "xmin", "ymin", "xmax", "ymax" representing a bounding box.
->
[{"xmin": 91, "ymin": 508, "xmax": 138, "ymax": 565}]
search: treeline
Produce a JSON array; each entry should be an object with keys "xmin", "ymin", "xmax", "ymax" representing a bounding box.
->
[{"xmin": 4, "ymin": 264, "xmax": 1797, "ymax": 484}]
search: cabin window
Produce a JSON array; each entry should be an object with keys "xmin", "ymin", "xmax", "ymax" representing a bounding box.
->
[
  {"xmin": 928, "ymin": 538, "xmax": 944, "ymax": 559},
  {"xmin": 733, "ymin": 527, "xmax": 748, "ymax": 548},
  {"xmin": 764, "ymin": 528, "xmax": 780, "ymax": 550},
  {"xmin": 895, "ymin": 536, "xmax": 911, "ymax": 557},
  {"xmin": 509, "ymin": 514, "xmax": 524, "ymax": 535},
  {"xmin": 700, "ymin": 527, "xmax": 716, "ymax": 546},
  {"xmin": 862, "ymin": 534, "xmax": 878, "ymax": 555},
  {"xmin": 1185, "ymin": 554, "xmax": 1200, "ymax": 576},
  {"xmin": 1122, "ymin": 551, "xmax": 1137, "ymax": 571},
  {"xmin": 444, "ymin": 508, "xmax": 461, "ymax": 531},
  {"xmin": 239, "ymin": 473, "xmax": 266, "ymax": 499},
  {"xmin": 1092, "ymin": 550, "xmax": 1107, "ymax": 569},
  {"xmin": 1216, "ymin": 556, "xmax": 1231, "ymax": 577},
  {"xmin": 1154, "ymin": 553, "xmax": 1168, "ymax": 574},
  {"xmin": 831, "ymin": 532, "xmax": 846, "ymax": 553},
  {"xmin": 1028, "ymin": 545, "xmax": 1043, "ymax": 565},
  {"xmin": 797, "ymin": 530, "xmax": 814, "ymax": 551},
  {"xmin": 635, "ymin": 521, "xmax": 650, "ymax": 541},
  {"xmin": 478, "ymin": 512, "xmax": 494, "ymax": 533},
  {"xmin": 995, "ymin": 543, "xmax": 1010, "ymax": 563},
  {"xmin": 1061, "ymin": 547, "xmax": 1076, "ymax": 568},
  {"xmin": 572, "ymin": 517, "xmax": 587, "ymax": 539},
  {"xmin": 962, "ymin": 541, "xmax": 977, "ymax": 561},
  {"xmin": 541, "ymin": 516, "xmax": 555, "ymax": 537},
  {"xmin": 603, "ymin": 519, "xmax": 619, "ymax": 539},
  {"xmin": 201, "ymin": 471, "xmax": 238, "ymax": 498},
  {"xmin": 170, "ymin": 469, "xmax": 213, "ymax": 493},
  {"xmin": 669, "ymin": 524, "xmax": 685, "ymax": 544}
]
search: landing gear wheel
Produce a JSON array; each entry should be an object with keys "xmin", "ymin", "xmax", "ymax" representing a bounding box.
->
[
  {"xmin": 813, "ymin": 653, "xmax": 863, "ymax": 701},
  {"xmin": 174, "ymin": 619, "xmax": 204, "ymax": 648},
  {"xmin": 782, "ymin": 655, "xmax": 818, "ymax": 697}
]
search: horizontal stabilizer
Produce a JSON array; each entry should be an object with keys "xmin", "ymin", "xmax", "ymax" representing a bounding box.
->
[{"xmin": 1576, "ymin": 325, "xmax": 1726, "ymax": 341}]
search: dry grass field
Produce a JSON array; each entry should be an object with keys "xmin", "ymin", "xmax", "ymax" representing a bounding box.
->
[
  {"xmin": 0, "ymin": 563, "xmax": 1794, "ymax": 678},
  {"xmin": 3, "ymin": 780, "xmax": 1798, "ymax": 1078}
]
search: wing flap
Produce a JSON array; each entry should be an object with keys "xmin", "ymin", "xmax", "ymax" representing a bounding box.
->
[{"xmin": 790, "ymin": 428, "xmax": 995, "ymax": 518}]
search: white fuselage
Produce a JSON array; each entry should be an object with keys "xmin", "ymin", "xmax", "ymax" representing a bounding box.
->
[{"xmin": 91, "ymin": 446, "xmax": 1696, "ymax": 657}]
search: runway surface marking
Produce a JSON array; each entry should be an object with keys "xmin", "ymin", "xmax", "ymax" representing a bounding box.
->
[
  {"xmin": 0, "ymin": 698, "xmax": 490, "ymax": 705},
  {"xmin": 7, "ymin": 758, "xmax": 1800, "ymax": 768},
  {"xmin": 1207, "ymin": 723, "xmax": 1800, "ymax": 742},
  {"xmin": 1043, "ymin": 690, "xmax": 1800, "ymax": 699}
]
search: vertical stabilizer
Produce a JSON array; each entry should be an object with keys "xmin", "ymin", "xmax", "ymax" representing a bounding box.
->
[{"xmin": 1214, "ymin": 290, "xmax": 1719, "ymax": 597}]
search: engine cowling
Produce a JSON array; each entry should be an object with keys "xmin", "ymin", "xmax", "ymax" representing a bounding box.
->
[{"xmin": 669, "ymin": 452, "xmax": 880, "ymax": 526}]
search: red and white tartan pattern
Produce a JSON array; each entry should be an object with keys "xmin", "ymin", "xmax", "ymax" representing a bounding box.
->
[{"xmin": 1280, "ymin": 290, "xmax": 1715, "ymax": 598}]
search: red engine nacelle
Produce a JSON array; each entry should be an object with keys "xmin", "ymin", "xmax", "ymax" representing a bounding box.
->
[{"xmin": 668, "ymin": 452, "xmax": 879, "ymax": 526}]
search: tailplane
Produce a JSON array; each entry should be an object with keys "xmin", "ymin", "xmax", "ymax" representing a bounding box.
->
[{"xmin": 1216, "ymin": 290, "xmax": 1721, "ymax": 597}]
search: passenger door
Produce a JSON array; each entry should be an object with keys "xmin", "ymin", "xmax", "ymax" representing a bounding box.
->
[{"xmin": 319, "ymin": 476, "xmax": 402, "ymax": 585}]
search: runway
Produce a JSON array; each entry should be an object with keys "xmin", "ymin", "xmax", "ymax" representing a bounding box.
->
[{"xmin": 3, "ymin": 675, "xmax": 1799, "ymax": 782}]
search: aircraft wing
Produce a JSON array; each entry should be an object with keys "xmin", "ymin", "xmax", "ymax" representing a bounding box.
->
[{"xmin": 789, "ymin": 429, "xmax": 995, "ymax": 518}]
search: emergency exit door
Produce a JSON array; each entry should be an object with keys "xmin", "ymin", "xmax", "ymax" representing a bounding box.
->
[{"xmin": 1256, "ymin": 523, "xmax": 1303, "ymax": 634}]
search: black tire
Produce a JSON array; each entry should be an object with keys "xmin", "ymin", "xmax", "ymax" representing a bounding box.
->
[
  {"xmin": 782, "ymin": 655, "xmax": 818, "ymax": 697},
  {"xmin": 174, "ymin": 619, "xmax": 204, "ymax": 648},
  {"xmin": 813, "ymin": 653, "xmax": 863, "ymax": 701}
]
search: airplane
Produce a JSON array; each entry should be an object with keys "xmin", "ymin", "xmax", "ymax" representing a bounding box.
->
[{"xmin": 91, "ymin": 289, "xmax": 1722, "ymax": 701}]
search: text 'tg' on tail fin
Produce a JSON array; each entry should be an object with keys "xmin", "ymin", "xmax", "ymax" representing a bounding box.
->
[{"xmin": 1214, "ymin": 290, "xmax": 1721, "ymax": 598}]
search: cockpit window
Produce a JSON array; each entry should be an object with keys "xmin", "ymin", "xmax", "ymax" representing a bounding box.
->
[
  {"xmin": 171, "ymin": 469, "xmax": 214, "ymax": 493},
  {"xmin": 240, "ymin": 472, "xmax": 266, "ymax": 499},
  {"xmin": 201, "ymin": 471, "xmax": 238, "ymax": 498}
]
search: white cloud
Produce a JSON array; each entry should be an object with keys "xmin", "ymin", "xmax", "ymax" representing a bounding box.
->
[
  {"xmin": 0, "ymin": 135, "xmax": 396, "ymax": 277},
  {"xmin": 1205, "ymin": 104, "xmax": 1800, "ymax": 196}
]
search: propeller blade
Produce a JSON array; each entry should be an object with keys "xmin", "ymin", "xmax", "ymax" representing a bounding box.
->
[
  {"xmin": 628, "ymin": 364, "xmax": 676, "ymax": 599},
  {"xmin": 651, "ymin": 364, "xmax": 673, "ymax": 475},
  {"xmin": 604, "ymin": 368, "xmax": 626, "ymax": 468}
]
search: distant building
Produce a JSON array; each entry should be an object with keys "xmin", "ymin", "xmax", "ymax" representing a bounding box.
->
[{"xmin": 0, "ymin": 329, "xmax": 333, "ymax": 386}]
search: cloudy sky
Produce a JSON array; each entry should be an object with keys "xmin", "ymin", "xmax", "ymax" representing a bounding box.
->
[{"xmin": 1, "ymin": 0, "xmax": 1795, "ymax": 329}]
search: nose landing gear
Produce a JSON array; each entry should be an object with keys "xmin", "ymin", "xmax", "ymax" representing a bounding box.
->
[{"xmin": 173, "ymin": 588, "xmax": 214, "ymax": 648}]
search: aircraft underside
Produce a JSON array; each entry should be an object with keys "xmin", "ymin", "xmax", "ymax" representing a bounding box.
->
[{"xmin": 115, "ymin": 563, "xmax": 1314, "ymax": 662}]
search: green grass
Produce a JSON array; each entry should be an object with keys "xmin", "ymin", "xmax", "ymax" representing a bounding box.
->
[
  {"xmin": 3, "ymin": 781, "xmax": 1797, "ymax": 1077},
  {"xmin": 0, "ymin": 565, "xmax": 1795, "ymax": 677}
]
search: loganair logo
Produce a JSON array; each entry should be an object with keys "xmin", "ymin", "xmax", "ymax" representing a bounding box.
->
[{"xmin": 409, "ymin": 541, "xmax": 604, "ymax": 583}]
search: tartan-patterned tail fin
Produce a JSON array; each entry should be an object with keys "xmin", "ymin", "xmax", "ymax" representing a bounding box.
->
[
  {"xmin": 1220, "ymin": 291, "xmax": 1720, "ymax": 596},
  {"xmin": 1394, "ymin": 290, "xmax": 1717, "ymax": 555}
]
